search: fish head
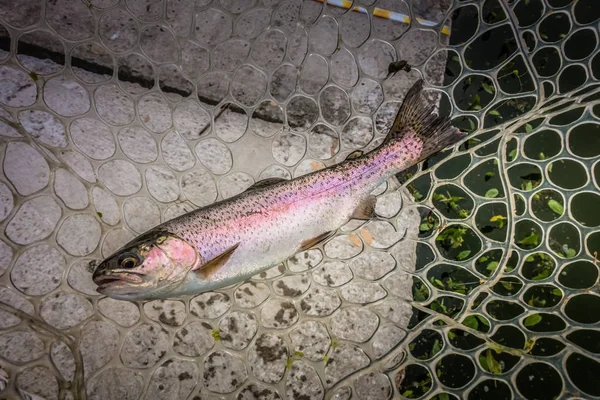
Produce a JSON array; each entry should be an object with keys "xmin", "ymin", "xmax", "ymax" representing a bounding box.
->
[{"xmin": 92, "ymin": 231, "xmax": 198, "ymax": 300}]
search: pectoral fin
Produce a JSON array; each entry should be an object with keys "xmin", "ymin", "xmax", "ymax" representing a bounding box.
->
[
  {"xmin": 195, "ymin": 243, "xmax": 240, "ymax": 279},
  {"xmin": 350, "ymin": 195, "xmax": 377, "ymax": 220},
  {"xmin": 299, "ymin": 231, "xmax": 336, "ymax": 252}
]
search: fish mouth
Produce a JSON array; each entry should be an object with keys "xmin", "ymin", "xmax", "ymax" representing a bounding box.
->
[{"xmin": 93, "ymin": 272, "xmax": 145, "ymax": 292}]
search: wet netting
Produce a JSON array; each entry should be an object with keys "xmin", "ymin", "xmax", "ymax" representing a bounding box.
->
[{"xmin": 0, "ymin": 0, "xmax": 598, "ymax": 399}]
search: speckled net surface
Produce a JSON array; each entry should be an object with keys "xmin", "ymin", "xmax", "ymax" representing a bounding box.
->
[{"xmin": 0, "ymin": 0, "xmax": 599, "ymax": 399}]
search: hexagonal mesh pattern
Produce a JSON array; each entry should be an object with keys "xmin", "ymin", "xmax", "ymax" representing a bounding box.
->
[{"xmin": 0, "ymin": 0, "xmax": 599, "ymax": 399}]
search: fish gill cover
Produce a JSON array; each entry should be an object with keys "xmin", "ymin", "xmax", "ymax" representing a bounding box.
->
[{"xmin": 0, "ymin": 0, "xmax": 598, "ymax": 399}]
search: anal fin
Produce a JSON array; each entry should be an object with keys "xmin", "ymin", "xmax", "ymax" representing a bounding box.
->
[
  {"xmin": 350, "ymin": 195, "xmax": 377, "ymax": 220},
  {"xmin": 195, "ymin": 243, "xmax": 240, "ymax": 279},
  {"xmin": 299, "ymin": 231, "xmax": 336, "ymax": 252}
]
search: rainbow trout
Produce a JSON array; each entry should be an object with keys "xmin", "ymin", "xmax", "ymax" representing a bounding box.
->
[{"xmin": 92, "ymin": 80, "xmax": 465, "ymax": 300}]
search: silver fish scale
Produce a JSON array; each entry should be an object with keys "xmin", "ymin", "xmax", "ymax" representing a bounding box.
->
[{"xmin": 0, "ymin": 0, "xmax": 599, "ymax": 399}]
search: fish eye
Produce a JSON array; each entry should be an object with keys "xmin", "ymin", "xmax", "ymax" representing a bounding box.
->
[{"xmin": 119, "ymin": 254, "xmax": 139, "ymax": 269}]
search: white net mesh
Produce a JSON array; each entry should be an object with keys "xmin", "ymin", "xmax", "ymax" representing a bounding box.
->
[{"xmin": 0, "ymin": 0, "xmax": 599, "ymax": 399}]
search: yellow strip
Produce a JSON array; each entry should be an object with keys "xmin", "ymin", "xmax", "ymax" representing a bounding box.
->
[
  {"xmin": 372, "ymin": 8, "xmax": 392, "ymax": 20},
  {"xmin": 315, "ymin": 0, "xmax": 451, "ymax": 36}
]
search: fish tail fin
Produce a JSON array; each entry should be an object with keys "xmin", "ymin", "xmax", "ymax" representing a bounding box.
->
[{"xmin": 386, "ymin": 79, "xmax": 465, "ymax": 162}]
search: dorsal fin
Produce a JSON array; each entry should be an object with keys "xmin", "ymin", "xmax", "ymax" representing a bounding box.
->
[
  {"xmin": 345, "ymin": 150, "xmax": 363, "ymax": 160},
  {"xmin": 247, "ymin": 177, "xmax": 288, "ymax": 191},
  {"xmin": 195, "ymin": 243, "xmax": 239, "ymax": 279}
]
